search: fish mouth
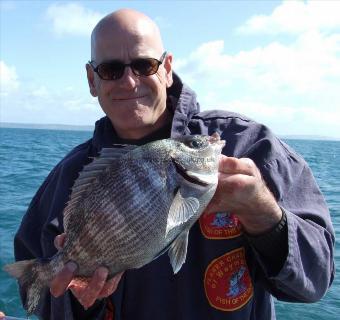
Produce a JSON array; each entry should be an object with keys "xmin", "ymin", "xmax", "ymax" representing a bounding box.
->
[{"xmin": 172, "ymin": 159, "xmax": 213, "ymax": 187}]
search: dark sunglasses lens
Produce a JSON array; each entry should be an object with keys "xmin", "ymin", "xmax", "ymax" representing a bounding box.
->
[
  {"xmin": 97, "ymin": 62, "xmax": 125, "ymax": 80},
  {"xmin": 132, "ymin": 58, "xmax": 159, "ymax": 76}
]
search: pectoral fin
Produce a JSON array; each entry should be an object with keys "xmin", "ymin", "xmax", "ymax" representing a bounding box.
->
[
  {"xmin": 165, "ymin": 190, "xmax": 199, "ymax": 236},
  {"xmin": 168, "ymin": 229, "xmax": 189, "ymax": 274}
]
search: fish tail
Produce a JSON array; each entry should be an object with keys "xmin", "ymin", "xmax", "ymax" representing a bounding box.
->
[{"xmin": 3, "ymin": 259, "xmax": 52, "ymax": 315}]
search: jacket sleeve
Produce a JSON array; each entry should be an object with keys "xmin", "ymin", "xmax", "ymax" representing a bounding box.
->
[
  {"xmin": 247, "ymin": 138, "xmax": 335, "ymax": 303},
  {"xmin": 14, "ymin": 146, "xmax": 108, "ymax": 320}
]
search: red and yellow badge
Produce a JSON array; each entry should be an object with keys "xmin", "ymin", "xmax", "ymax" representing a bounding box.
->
[
  {"xmin": 204, "ymin": 248, "xmax": 253, "ymax": 312},
  {"xmin": 199, "ymin": 211, "xmax": 242, "ymax": 239}
]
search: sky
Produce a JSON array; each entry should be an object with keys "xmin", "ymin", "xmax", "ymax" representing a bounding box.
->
[{"xmin": 1, "ymin": 0, "xmax": 340, "ymax": 139}]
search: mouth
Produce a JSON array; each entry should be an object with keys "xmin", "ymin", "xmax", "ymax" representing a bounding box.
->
[
  {"xmin": 172, "ymin": 158, "xmax": 210, "ymax": 187},
  {"xmin": 113, "ymin": 95, "xmax": 147, "ymax": 101}
]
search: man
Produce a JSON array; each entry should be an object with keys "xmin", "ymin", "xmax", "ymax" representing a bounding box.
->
[{"xmin": 14, "ymin": 9, "xmax": 334, "ymax": 320}]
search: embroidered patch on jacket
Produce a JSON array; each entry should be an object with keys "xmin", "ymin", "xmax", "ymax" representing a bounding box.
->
[
  {"xmin": 199, "ymin": 211, "xmax": 242, "ymax": 239},
  {"xmin": 204, "ymin": 248, "xmax": 253, "ymax": 312}
]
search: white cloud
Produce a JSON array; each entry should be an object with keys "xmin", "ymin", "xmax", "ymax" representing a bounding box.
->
[
  {"xmin": 199, "ymin": 98, "xmax": 340, "ymax": 138},
  {"xmin": 237, "ymin": 0, "xmax": 340, "ymax": 35},
  {"xmin": 1, "ymin": 79, "xmax": 104, "ymax": 125},
  {"xmin": 31, "ymin": 86, "xmax": 49, "ymax": 98},
  {"xmin": 174, "ymin": 32, "xmax": 340, "ymax": 95},
  {"xmin": 0, "ymin": 61, "xmax": 20, "ymax": 96},
  {"xmin": 174, "ymin": 37, "xmax": 340, "ymax": 137},
  {"xmin": 174, "ymin": 2, "xmax": 340, "ymax": 138},
  {"xmin": 46, "ymin": 3, "xmax": 104, "ymax": 37},
  {"xmin": 63, "ymin": 96, "xmax": 98, "ymax": 112}
]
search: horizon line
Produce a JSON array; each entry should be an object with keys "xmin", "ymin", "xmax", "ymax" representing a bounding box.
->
[{"xmin": 1, "ymin": 121, "xmax": 339, "ymax": 141}]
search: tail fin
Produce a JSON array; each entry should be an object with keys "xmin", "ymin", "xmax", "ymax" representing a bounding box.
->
[{"xmin": 3, "ymin": 259, "xmax": 51, "ymax": 315}]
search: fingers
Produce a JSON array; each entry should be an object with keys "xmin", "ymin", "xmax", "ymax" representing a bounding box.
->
[
  {"xmin": 51, "ymin": 233, "xmax": 73, "ymax": 297},
  {"xmin": 77, "ymin": 267, "xmax": 109, "ymax": 309},
  {"xmin": 52, "ymin": 234, "xmax": 122, "ymax": 309},
  {"xmin": 68, "ymin": 271, "xmax": 124, "ymax": 308},
  {"xmin": 98, "ymin": 272, "xmax": 124, "ymax": 299},
  {"xmin": 50, "ymin": 261, "xmax": 78, "ymax": 297},
  {"xmin": 206, "ymin": 156, "xmax": 264, "ymax": 214},
  {"xmin": 54, "ymin": 233, "xmax": 66, "ymax": 251},
  {"xmin": 219, "ymin": 156, "xmax": 258, "ymax": 176}
]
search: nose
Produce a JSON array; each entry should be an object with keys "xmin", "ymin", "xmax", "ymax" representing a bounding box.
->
[{"xmin": 118, "ymin": 66, "xmax": 138, "ymax": 90}]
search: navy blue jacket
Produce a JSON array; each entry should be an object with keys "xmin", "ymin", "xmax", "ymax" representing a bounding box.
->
[{"xmin": 14, "ymin": 74, "xmax": 335, "ymax": 319}]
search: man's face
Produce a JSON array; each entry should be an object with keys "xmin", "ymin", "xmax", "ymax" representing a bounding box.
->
[{"xmin": 87, "ymin": 27, "xmax": 173, "ymax": 140}]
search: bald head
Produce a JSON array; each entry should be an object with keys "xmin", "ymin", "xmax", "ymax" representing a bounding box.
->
[
  {"xmin": 86, "ymin": 9, "xmax": 173, "ymax": 140},
  {"xmin": 91, "ymin": 9, "xmax": 164, "ymax": 62}
]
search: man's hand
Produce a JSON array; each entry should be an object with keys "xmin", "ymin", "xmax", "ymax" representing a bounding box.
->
[
  {"xmin": 206, "ymin": 156, "xmax": 282, "ymax": 235},
  {"xmin": 50, "ymin": 234, "xmax": 123, "ymax": 309}
]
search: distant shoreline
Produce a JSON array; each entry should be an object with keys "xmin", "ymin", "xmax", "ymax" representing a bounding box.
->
[
  {"xmin": 1, "ymin": 122, "xmax": 339, "ymax": 141},
  {"xmin": 280, "ymin": 135, "xmax": 340, "ymax": 141},
  {"xmin": 0, "ymin": 122, "xmax": 94, "ymax": 132}
]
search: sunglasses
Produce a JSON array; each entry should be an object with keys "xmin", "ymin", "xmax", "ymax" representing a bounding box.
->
[{"xmin": 88, "ymin": 52, "xmax": 167, "ymax": 80}]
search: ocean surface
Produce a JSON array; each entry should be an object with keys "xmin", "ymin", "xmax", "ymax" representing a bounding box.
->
[{"xmin": 0, "ymin": 127, "xmax": 339, "ymax": 319}]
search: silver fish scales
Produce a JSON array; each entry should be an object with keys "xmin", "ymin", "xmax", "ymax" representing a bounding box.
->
[{"xmin": 4, "ymin": 133, "xmax": 225, "ymax": 314}]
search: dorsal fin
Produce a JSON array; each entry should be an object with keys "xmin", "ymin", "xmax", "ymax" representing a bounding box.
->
[
  {"xmin": 63, "ymin": 144, "xmax": 138, "ymax": 228},
  {"xmin": 100, "ymin": 144, "xmax": 138, "ymax": 158}
]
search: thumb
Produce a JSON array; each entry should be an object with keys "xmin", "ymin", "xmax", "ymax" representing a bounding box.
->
[{"xmin": 54, "ymin": 233, "xmax": 66, "ymax": 251}]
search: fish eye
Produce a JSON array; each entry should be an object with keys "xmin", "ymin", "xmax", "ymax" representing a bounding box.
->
[{"xmin": 188, "ymin": 139, "xmax": 208, "ymax": 149}]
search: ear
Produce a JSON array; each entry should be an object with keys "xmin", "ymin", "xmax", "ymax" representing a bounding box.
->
[
  {"xmin": 86, "ymin": 63, "xmax": 98, "ymax": 97},
  {"xmin": 163, "ymin": 53, "xmax": 173, "ymax": 88}
]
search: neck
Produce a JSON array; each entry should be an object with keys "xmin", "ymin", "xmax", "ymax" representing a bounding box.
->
[{"xmin": 114, "ymin": 109, "xmax": 172, "ymax": 140}]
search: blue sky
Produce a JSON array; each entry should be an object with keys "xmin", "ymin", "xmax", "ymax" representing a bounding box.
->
[{"xmin": 1, "ymin": 0, "xmax": 340, "ymax": 138}]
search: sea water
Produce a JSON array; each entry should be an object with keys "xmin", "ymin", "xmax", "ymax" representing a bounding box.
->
[{"xmin": 0, "ymin": 127, "xmax": 339, "ymax": 319}]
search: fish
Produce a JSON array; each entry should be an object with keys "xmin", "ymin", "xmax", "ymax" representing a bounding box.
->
[{"xmin": 3, "ymin": 133, "xmax": 225, "ymax": 314}]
